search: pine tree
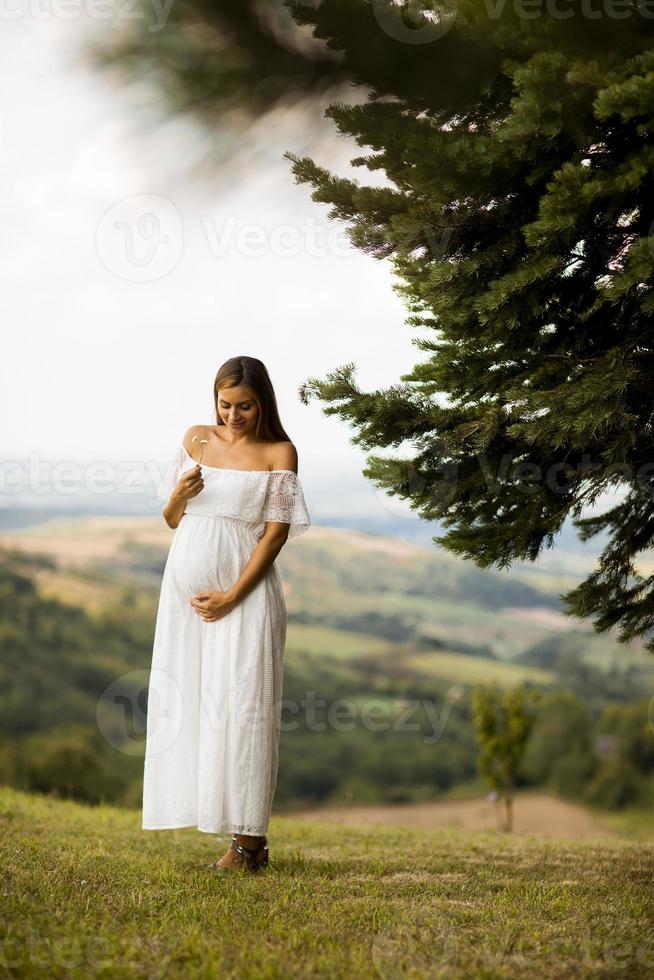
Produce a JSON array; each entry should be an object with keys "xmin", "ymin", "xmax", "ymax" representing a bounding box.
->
[
  {"xmin": 87, "ymin": 0, "xmax": 346, "ymax": 165},
  {"xmin": 91, "ymin": 0, "xmax": 654, "ymax": 650},
  {"xmin": 284, "ymin": 2, "xmax": 654, "ymax": 652}
]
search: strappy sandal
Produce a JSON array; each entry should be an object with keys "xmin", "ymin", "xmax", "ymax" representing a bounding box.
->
[{"xmin": 207, "ymin": 835, "xmax": 269, "ymax": 873}]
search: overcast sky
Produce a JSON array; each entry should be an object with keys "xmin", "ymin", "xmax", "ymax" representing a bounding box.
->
[
  {"xmin": 0, "ymin": 17, "xmax": 436, "ymax": 518},
  {"xmin": 1, "ymin": 17, "xmax": 621, "ymax": 540}
]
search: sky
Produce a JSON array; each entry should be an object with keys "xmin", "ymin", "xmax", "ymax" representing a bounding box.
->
[
  {"xmin": 0, "ymin": 16, "xmax": 620, "ymax": 545},
  {"xmin": 1, "ymin": 17, "xmax": 434, "ymax": 522}
]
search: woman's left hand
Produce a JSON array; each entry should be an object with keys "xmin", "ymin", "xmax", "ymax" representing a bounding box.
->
[{"xmin": 190, "ymin": 590, "xmax": 237, "ymax": 622}]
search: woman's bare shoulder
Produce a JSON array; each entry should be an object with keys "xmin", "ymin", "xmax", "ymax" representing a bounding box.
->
[{"xmin": 268, "ymin": 441, "xmax": 298, "ymax": 473}]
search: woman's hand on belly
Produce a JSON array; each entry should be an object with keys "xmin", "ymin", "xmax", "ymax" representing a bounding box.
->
[{"xmin": 189, "ymin": 590, "xmax": 237, "ymax": 622}]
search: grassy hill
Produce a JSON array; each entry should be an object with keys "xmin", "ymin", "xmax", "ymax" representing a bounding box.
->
[{"xmin": 2, "ymin": 784, "xmax": 653, "ymax": 979}]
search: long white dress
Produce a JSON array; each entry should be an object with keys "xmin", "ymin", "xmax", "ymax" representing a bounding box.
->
[{"xmin": 141, "ymin": 441, "xmax": 311, "ymax": 835}]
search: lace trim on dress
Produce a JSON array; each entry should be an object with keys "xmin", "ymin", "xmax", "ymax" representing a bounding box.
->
[
  {"xmin": 224, "ymin": 822, "xmax": 270, "ymax": 835},
  {"xmin": 261, "ymin": 471, "xmax": 311, "ymax": 538},
  {"xmin": 154, "ymin": 441, "xmax": 311, "ymax": 539}
]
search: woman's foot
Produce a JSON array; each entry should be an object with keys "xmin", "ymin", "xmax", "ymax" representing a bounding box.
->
[{"xmin": 210, "ymin": 834, "xmax": 268, "ymax": 870}]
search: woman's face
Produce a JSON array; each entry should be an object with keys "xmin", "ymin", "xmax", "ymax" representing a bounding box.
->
[{"xmin": 216, "ymin": 385, "xmax": 259, "ymax": 435}]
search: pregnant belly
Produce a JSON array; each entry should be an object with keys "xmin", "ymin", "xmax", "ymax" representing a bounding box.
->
[{"xmin": 167, "ymin": 514, "xmax": 246, "ymax": 597}]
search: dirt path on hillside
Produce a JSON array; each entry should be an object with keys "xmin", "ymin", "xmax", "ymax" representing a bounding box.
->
[{"xmin": 286, "ymin": 791, "xmax": 616, "ymax": 839}]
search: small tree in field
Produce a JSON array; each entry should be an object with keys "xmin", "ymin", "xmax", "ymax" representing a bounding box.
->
[{"xmin": 472, "ymin": 682, "xmax": 542, "ymax": 832}]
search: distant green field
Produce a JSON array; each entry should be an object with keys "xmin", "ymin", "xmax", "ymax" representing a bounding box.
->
[
  {"xmin": 286, "ymin": 623, "xmax": 392, "ymax": 659},
  {"xmin": 285, "ymin": 623, "xmax": 554, "ymax": 686},
  {"xmin": 406, "ymin": 651, "xmax": 554, "ymax": 686},
  {"xmin": 410, "ymin": 597, "xmax": 555, "ymax": 658},
  {"xmin": 4, "ymin": 518, "xmax": 653, "ymax": 680}
]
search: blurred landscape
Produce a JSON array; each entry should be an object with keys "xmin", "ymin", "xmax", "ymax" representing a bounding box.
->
[{"xmin": 2, "ymin": 503, "xmax": 652, "ymax": 836}]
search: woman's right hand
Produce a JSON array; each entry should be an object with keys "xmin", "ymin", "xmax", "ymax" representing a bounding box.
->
[{"xmin": 171, "ymin": 463, "xmax": 204, "ymax": 501}]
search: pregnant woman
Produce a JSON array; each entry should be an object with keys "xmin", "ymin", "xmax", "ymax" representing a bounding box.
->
[{"xmin": 142, "ymin": 355, "xmax": 310, "ymax": 873}]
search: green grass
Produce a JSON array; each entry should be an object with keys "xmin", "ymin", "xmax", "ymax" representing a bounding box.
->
[{"xmin": 2, "ymin": 785, "xmax": 653, "ymax": 978}]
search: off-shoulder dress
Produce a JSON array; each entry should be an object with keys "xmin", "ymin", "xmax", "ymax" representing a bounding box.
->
[{"xmin": 141, "ymin": 441, "xmax": 311, "ymax": 835}]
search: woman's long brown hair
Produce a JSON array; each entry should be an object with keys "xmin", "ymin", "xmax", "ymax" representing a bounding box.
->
[{"xmin": 213, "ymin": 356, "xmax": 292, "ymax": 443}]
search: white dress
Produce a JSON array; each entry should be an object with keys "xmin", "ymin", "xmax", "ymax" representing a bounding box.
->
[{"xmin": 141, "ymin": 441, "xmax": 311, "ymax": 835}]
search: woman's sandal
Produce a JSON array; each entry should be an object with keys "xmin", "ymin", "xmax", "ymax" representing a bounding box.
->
[{"xmin": 207, "ymin": 835, "xmax": 269, "ymax": 873}]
